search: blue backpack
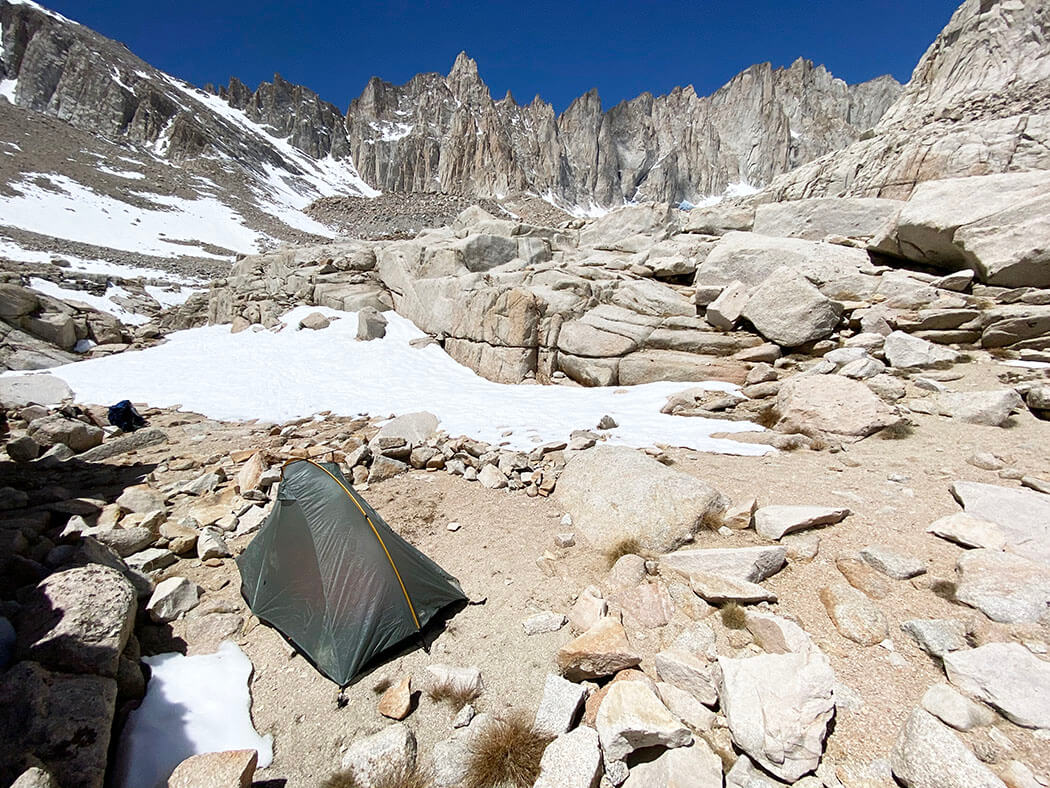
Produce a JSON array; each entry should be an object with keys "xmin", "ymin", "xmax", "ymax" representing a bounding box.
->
[{"xmin": 107, "ymin": 400, "xmax": 147, "ymax": 432}]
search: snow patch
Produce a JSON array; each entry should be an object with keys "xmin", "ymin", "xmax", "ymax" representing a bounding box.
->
[
  {"xmin": 112, "ymin": 641, "xmax": 273, "ymax": 788},
  {"xmin": 97, "ymin": 164, "xmax": 146, "ymax": 180},
  {"xmin": 538, "ymin": 190, "xmax": 609, "ymax": 219},
  {"xmin": 0, "ymin": 78, "xmax": 17, "ymax": 103},
  {"xmin": 37, "ymin": 306, "xmax": 771, "ymax": 455},
  {"xmin": 0, "ymin": 172, "xmax": 264, "ymax": 259},
  {"xmin": 367, "ymin": 120, "xmax": 414, "ymax": 142},
  {"xmin": 0, "ymin": 238, "xmax": 202, "ymax": 285},
  {"xmin": 28, "ymin": 277, "xmax": 150, "ymax": 325},
  {"xmin": 724, "ymin": 181, "xmax": 761, "ymax": 198},
  {"xmin": 144, "ymin": 284, "xmax": 201, "ymax": 307}
]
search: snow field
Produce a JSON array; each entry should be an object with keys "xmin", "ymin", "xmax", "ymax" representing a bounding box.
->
[{"xmin": 40, "ymin": 305, "xmax": 771, "ymax": 455}]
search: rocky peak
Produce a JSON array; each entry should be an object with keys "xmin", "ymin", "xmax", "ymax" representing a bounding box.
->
[{"xmin": 765, "ymin": 0, "xmax": 1050, "ymax": 200}]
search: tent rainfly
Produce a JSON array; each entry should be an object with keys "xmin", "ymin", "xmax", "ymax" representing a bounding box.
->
[{"xmin": 237, "ymin": 459, "xmax": 467, "ymax": 685}]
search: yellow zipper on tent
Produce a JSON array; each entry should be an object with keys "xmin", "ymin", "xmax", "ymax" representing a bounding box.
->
[{"xmin": 282, "ymin": 458, "xmax": 421, "ymax": 630}]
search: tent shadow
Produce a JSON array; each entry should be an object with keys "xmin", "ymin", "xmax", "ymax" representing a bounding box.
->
[{"xmin": 345, "ymin": 597, "xmax": 470, "ymax": 689}]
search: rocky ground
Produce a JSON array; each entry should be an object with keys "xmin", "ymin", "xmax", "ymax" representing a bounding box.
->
[{"xmin": 1, "ymin": 328, "xmax": 1048, "ymax": 787}]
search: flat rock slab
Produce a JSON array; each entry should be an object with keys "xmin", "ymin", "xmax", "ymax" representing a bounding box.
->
[
  {"xmin": 859, "ymin": 545, "xmax": 927, "ymax": 579},
  {"xmin": 909, "ymin": 389, "xmax": 1024, "ymax": 426},
  {"xmin": 943, "ymin": 642, "xmax": 1050, "ymax": 730},
  {"xmin": 688, "ymin": 572, "xmax": 776, "ymax": 604},
  {"xmin": 654, "ymin": 648, "xmax": 718, "ymax": 706},
  {"xmin": 595, "ymin": 680, "xmax": 692, "ymax": 762},
  {"xmin": 890, "ymin": 708, "xmax": 1005, "ymax": 788},
  {"xmin": 16, "ymin": 565, "xmax": 136, "ymax": 679},
  {"xmin": 950, "ymin": 482, "xmax": 1050, "ymax": 566},
  {"xmin": 78, "ymin": 428, "xmax": 167, "ymax": 462},
  {"xmin": 921, "ymin": 684, "xmax": 995, "ymax": 732},
  {"xmin": 556, "ymin": 617, "xmax": 641, "ymax": 681},
  {"xmin": 900, "ymin": 619, "xmax": 970, "ymax": 659},
  {"xmin": 556, "ymin": 445, "xmax": 727, "ymax": 554},
  {"xmin": 167, "ymin": 749, "xmax": 258, "ymax": 788},
  {"xmin": 754, "ymin": 505, "xmax": 850, "ymax": 540},
  {"xmin": 820, "ymin": 581, "xmax": 888, "ymax": 646},
  {"xmin": 775, "ymin": 374, "xmax": 901, "ymax": 438},
  {"xmin": 660, "ymin": 545, "xmax": 786, "ymax": 583},
  {"xmin": 955, "ymin": 549, "xmax": 1050, "ymax": 624},
  {"xmin": 716, "ymin": 650, "xmax": 836, "ymax": 782},
  {"xmin": 927, "ymin": 513, "xmax": 1007, "ymax": 551}
]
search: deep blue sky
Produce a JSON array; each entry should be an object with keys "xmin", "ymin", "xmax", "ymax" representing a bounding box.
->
[{"xmin": 47, "ymin": 1, "xmax": 961, "ymax": 113}]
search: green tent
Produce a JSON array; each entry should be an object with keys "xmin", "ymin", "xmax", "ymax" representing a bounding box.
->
[{"xmin": 237, "ymin": 458, "xmax": 467, "ymax": 685}]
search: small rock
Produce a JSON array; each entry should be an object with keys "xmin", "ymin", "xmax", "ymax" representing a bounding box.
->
[
  {"xmin": 723, "ymin": 497, "xmax": 757, "ymax": 530},
  {"xmin": 921, "ymin": 683, "xmax": 996, "ymax": 731},
  {"xmin": 653, "ymin": 648, "xmax": 717, "ymax": 706},
  {"xmin": 900, "ymin": 619, "xmax": 970, "ymax": 659},
  {"xmin": 356, "ymin": 307, "xmax": 388, "ymax": 340},
  {"xmin": 446, "ymin": 521, "xmax": 461, "ymax": 532},
  {"xmin": 568, "ymin": 586, "xmax": 607, "ymax": 633},
  {"xmin": 452, "ymin": 703, "xmax": 474, "ymax": 728},
  {"xmin": 377, "ymin": 676, "xmax": 413, "ymax": 721},
  {"xmin": 556, "ymin": 617, "xmax": 641, "ymax": 681},
  {"xmin": 927, "ymin": 513, "xmax": 1007, "ymax": 551},
  {"xmin": 146, "ymin": 576, "xmax": 200, "ymax": 623},
  {"xmin": 597, "ymin": 415, "xmax": 618, "ymax": 430},
  {"xmin": 554, "ymin": 533, "xmax": 575, "ymax": 548},
  {"xmin": 167, "ymin": 749, "xmax": 258, "ymax": 788},
  {"xmin": 836, "ymin": 557, "xmax": 893, "ymax": 599},
  {"xmin": 478, "ymin": 464, "xmax": 508, "ymax": 489},
  {"xmin": 884, "ymin": 331, "xmax": 961, "ymax": 369},
  {"xmin": 523, "ymin": 611, "xmax": 567, "ymax": 636},
  {"xmin": 753, "ymin": 505, "xmax": 850, "ymax": 540},
  {"xmin": 197, "ymin": 527, "xmax": 231, "ymax": 560},
  {"xmin": 968, "ymin": 453, "xmax": 1005, "ymax": 471},
  {"xmin": 298, "ymin": 311, "xmax": 331, "ymax": 330},
  {"xmin": 688, "ymin": 572, "xmax": 776, "ymax": 604}
]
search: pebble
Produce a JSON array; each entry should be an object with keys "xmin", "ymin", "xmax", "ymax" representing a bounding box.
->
[{"xmin": 447, "ymin": 521, "xmax": 461, "ymax": 532}]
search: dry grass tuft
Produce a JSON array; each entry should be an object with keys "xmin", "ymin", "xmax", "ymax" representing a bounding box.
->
[
  {"xmin": 720, "ymin": 602, "xmax": 748, "ymax": 630},
  {"xmin": 371, "ymin": 676, "xmax": 394, "ymax": 695},
  {"xmin": 753, "ymin": 407, "xmax": 780, "ymax": 430},
  {"xmin": 698, "ymin": 730, "xmax": 737, "ymax": 774},
  {"xmin": 464, "ymin": 712, "xmax": 553, "ymax": 788},
  {"xmin": 700, "ymin": 508, "xmax": 725, "ymax": 531},
  {"xmin": 426, "ymin": 678, "xmax": 480, "ymax": 712},
  {"xmin": 879, "ymin": 420, "xmax": 914, "ymax": 440},
  {"xmin": 605, "ymin": 536, "xmax": 644, "ymax": 569},
  {"xmin": 322, "ymin": 762, "xmax": 433, "ymax": 788},
  {"xmin": 930, "ymin": 579, "xmax": 958, "ymax": 602}
]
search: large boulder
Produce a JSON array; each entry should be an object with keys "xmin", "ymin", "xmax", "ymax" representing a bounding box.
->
[
  {"xmin": 695, "ymin": 231, "xmax": 877, "ymax": 300},
  {"xmin": 0, "ymin": 662, "xmax": 117, "ymax": 788},
  {"xmin": 555, "ymin": 445, "xmax": 728, "ymax": 553},
  {"xmin": 16, "ymin": 566, "xmax": 136, "ymax": 679},
  {"xmin": 908, "ymin": 389, "xmax": 1024, "ymax": 426},
  {"xmin": 753, "ymin": 197, "xmax": 903, "ymax": 241},
  {"xmin": 871, "ymin": 171, "xmax": 1050, "ymax": 288},
  {"xmin": 0, "ymin": 375, "xmax": 72, "ymax": 409},
  {"xmin": 27, "ymin": 414, "xmax": 103, "ymax": 453},
  {"xmin": 776, "ymin": 374, "xmax": 901, "ymax": 438},
  {"xmin": 715, "ymin": 650, "xmax": 836, "ymax": 782},
  {"xmin": 371, "ymin": 411, "xmax": 439, "ymax": 447},
  {"xmin": 741, "ymin": 267, "xmax": 843, "ymax": 347}
]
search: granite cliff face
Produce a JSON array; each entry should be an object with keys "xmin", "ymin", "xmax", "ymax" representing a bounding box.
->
[
  {"xmin": 0, "ymin": 0, "xmax": 900, "ymax": 213},
  {"xmin": 346, "ymin": 54, "xmax": 901, "ymax": 209},
  {"xmin": 765, "ymin": 0, "xmax": 1050, "ymax": 200}
]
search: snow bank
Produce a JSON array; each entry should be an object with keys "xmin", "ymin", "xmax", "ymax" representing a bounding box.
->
[
  {"xmin": 112, "ymin": 641, "xmax": 272, "ymax": 788},
  {"xmin": 38, "ymin": 306, "xmax": 771, "ymax": 455},
  {"xmin": 0, "ymin": 238, "xmax": 201, "ymax": 284}
]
